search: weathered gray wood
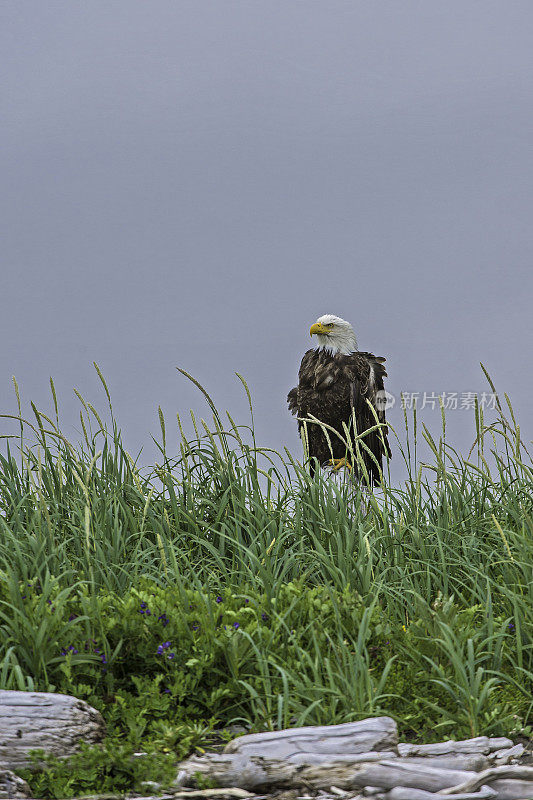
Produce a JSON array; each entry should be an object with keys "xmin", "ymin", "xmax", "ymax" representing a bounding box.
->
[
  {"xmin": 334, "ymin": 759, "xmax": 475, "ymax": 792},
  {"xmin": 385, "ymin": 787, "xmax": 497, "ymax": 800},
  {"xmin": 0, "ymin": 691, "xmax": 105, "ymax": 770},
  {"xmin": 489, "ymin": 780, "xmax": 533, "ymax": 800},
  {"xmin": 397, "ymin": 737, "xmax": 513, "ymax": 758},
  {"xmin": 177, "ymin": 755, "xmax": 533, "ymax": 797},
  {"xmin": 405, "ymin": 754, "xmax": 489, "ymax": 771},
  {"xmin": 0, "ymin": 770, "xmax": 31, "ymax": 799},
  {"xmin": 224, "ymin": 718, "xmax": 398, "ymax": 759},
  {"xmin": 279, "ymin": 751, "xmax": 488, "ymax": 771},
  {"xmin": 176, "ymin": 752, "xmax": 476, "ymax": 792},
  {"xmin": 172, "ymin": 791, "xmax": 256, "ymax": 799},
  {"xmin": 387, "ymin": 783, "xmax": 533, "ymax": 800},
  {"xmin": 491, "ymin": 744, "xmax": 526, "ymax": 765},
  {"xmin": 285, "ymin": 750, "xmax": 398, "ymax": 765},
  {"xmin": 177, "ymin": 719, "xmax": 532, "ymax": 797},
  {"xmin": 440, "ymin": 765, "xmax": 533, "ymax": 794},
  {"xmin": 176, "ymin": 753, "xmax": 265, "ymax": 790}
]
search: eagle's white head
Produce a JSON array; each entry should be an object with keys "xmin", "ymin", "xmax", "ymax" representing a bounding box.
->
[{"xmin": 309, "ymin": 314, "xmax": 358, "ymax": 355}]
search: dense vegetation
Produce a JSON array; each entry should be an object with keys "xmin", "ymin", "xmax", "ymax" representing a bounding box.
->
[{"xmin": 0, "ymin": 367, "xmax": 531, "ymax": 797}]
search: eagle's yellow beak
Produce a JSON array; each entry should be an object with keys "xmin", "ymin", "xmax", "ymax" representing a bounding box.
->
[{"xmin": 310, "ymin": 322, "xmax": 329, "ymax": 336}]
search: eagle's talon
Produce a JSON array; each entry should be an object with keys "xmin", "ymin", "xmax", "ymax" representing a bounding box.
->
[{"xmin": 329, "ymin": 457, "xmax": 352, "ymax": 472}]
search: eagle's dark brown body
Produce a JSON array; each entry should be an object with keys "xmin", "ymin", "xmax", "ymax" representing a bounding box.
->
[{"xmin": 288, "ymin": 348, "xmax": 391, "ymax": 483}]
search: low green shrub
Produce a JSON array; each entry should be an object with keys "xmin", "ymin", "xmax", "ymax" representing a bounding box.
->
[{"xmin": 5, "ymin": 578, "xmax": 530, "ymax": 797}]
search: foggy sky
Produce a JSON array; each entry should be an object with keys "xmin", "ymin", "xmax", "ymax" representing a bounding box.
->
[{"xmin": 2, "ymin": 2, "xmax": 532, "ymax": 480}]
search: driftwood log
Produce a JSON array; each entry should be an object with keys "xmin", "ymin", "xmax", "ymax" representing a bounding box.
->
[
  {"xmin": 177, "ymin": 754, "xmax": 474, "ymax": 791},
  {"xmin": 0, "ymin": 694, "xmax": 530, "ymax": 800},
  {"xmin": 0, "ymin": 691, "xmax": 105, "ymax": 770},
  {"xmin": 441, "ymin": 764, "xmax": 533, "ymax": 795},
  {"xmin": 385, "ymin": 788, "xmax": 498, "ymax": 799},
  {"xmin": 224, "ymin": 717, "xmax": 398, "ymax": 758},
  {"xmin": 176, "ymin": 718, "xmax": 533, "ymax": 799},
  {"xmin": 397, "ymin": 737, "xmax": 513, "ymax": 758},
  {"xmin": 177, "ymin": 755, "xmax": 533, "ymax": 798},
  {"xmin": 0, "ymin": 770, "xmax": 31, "ymax": 799}
]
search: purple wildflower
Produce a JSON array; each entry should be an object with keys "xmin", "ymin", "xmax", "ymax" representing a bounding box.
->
[
  {"xmin": 216, "ymin": 596, "xmax": 223, "ymax": 603},
  {"xmin": 233, "ymin": 622, "xmax": 240, "ymax": 629}
]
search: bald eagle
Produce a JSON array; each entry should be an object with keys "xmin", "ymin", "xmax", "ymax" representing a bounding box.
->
[{"xmin": 287, "ymin": 314, "xmax": 391, "ymax": 484}]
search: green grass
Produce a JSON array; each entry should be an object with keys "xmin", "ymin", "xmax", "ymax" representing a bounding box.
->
[{"xmin": 0, "ymin": 365, "xmax": 531, "ymax": 797}]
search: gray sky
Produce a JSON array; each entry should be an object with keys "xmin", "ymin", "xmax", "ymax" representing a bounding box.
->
[{"xmin": 2, "ymin": 2, "xmax": 532, "ymax": 479}]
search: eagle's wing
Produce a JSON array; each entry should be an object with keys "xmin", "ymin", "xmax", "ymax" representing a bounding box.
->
[
  {"xmin": 344, "ymin": 352, "xmax": 392, "ymax": 480},
  {"xmin": 287, "ymin": 386, "xmax": 298, "ymax": 416},
  {"xmin": 287, "ymin": 349, "xmax": 317, "ymax": 416},
  {"xmin": 358, "ymin": 353, "xmax": 390, "ymax": 443}
]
